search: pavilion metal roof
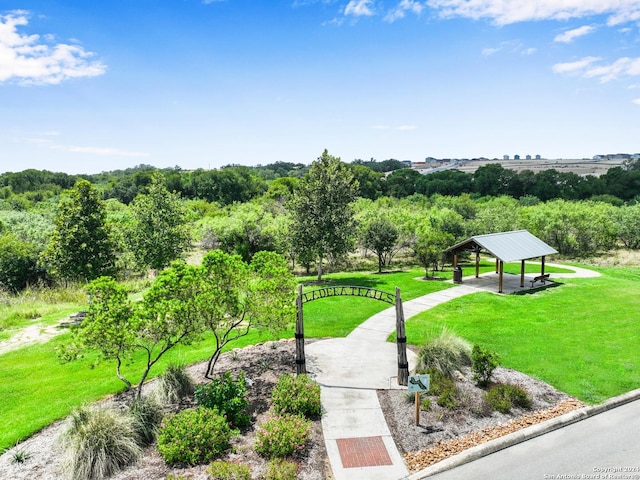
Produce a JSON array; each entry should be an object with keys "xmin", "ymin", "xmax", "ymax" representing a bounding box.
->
[{"xmin": 445, "ymin": 230, "xmax": 558, "ymax": 263}]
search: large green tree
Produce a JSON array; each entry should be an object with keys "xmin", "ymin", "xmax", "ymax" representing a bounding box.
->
[
  {"xmin": 128, "ymin": 174, "xmax": 191, "ymax": 271},
  {"xmin": 42, "ymin": 180, "xmax": 117, "ymax": 282},
  {"xmin": 288, "ymin": 150, "xmax": 359, "ymax": 281}
]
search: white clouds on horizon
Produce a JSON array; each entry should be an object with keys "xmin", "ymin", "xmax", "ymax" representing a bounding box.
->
[
  {"xmin": 370, "ymin": 125, "xmax": 417, "ymax": 130},
  {"xmin": 0, "ymin": 11, "xmax": 106, "ymax": 86},
  {"xmin": 554, "ymin": 25, "xmax": 596, "ymax": 43},
  {"xmin": 425, "ymin": 0, "xmax": 640, "ymax": 26},
  {"xmin": 553, "ymin": 56, "xmax": 640, "ymax": 83},
  {"xmin": 50, "ymin": 144, "xmax": 150, "ymax": 157}
]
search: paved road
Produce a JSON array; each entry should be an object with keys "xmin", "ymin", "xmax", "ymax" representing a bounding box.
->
[{"xmin": 426, "ymin": 400, "xmax": 640, "ymax": 480}]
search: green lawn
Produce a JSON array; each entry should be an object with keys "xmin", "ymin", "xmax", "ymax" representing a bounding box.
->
[
  {"xmin": 3, "ymin": 263, "xmax": 639, "ymax": 450},
  {"xmin": 0, "ymin": 267, "xmax": 448, "ymax": 450},
  {"xmin": 403, "ymin": 265, "xmax": 640, "ymax": 405}
]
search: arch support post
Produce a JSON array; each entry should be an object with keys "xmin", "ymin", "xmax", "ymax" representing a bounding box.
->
[
  {"xmin": 395, "ymin": 287, "xmax": 408, "ymax": 386},
  {"xmin": 295, "ymin": 284, "xmax": 306, "ymax": 374}
]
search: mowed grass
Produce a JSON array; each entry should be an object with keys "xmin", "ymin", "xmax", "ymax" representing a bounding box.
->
[
  {"xmin": 404, "ymin": 265, "xmax": 640, "ymax": 404},
  {"xmin": 0, "ymin": 267, "xmax": 450, "ymax": 450},
  {"xmin": 297, "ymin": 268, "xmax": 453, "ymax": 337}
]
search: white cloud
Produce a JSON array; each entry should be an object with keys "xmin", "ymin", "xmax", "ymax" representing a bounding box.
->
[
  {"xmin": 385, "ymin": 0, "xmax": 424, "ymax": 22},
  {"xmin": 554, "ymin": 25, "xmax": 595, "ymax": 43},
  {"xmin": 426, "ymin": 0, "xmax": 640, "ymax": 26},
  {"xmin": 633, "ymin": 98, "xmax": 640, "ymax": 105},
  {"xmin": 482, "ymin": 47, "xmax": 501, "ymax": 56},
  {"xmin": 552, "ymin": 56, "xmax": 601, "ymax": 74},
  {"xmin": 553, "ymin": 56, "xmax": 640, "ymax": 83},
  {"xmin": 50, "ymin": 145, "xmax": 150, "ymax": 157},
  {"xmin": 584, "ymin": 57, "xmax": 640, "ymax": 82},
  {"xmin": 396, "ymin": 125, "xmax": 417, "ymax": 130},
  {"xmin": 0, "ymin": 11, "xmax": 106, "ymax": 85},
  {"xmin": 481, "ymin": 41, "xmax": 534, "ymax": 57},
  {"xmin": 344, "ymin": 0, "xmax": 375, "ymax": 16}
]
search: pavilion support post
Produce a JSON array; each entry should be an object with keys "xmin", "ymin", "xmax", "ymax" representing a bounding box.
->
[
  {"xmin": 520, "ymin": 259, "xmax": 525, "ymax": 288},
  {"xmin": 475, "ymin": 251, "xmax": 480, "ymax": 278},
  {"xmin": 453, "ymin": 253, "xmax": 458, "ymax": 268},
  {"xmin": 498, "ymin": 260, "xmax": 504, "ymax": 293},
  {"xmin": 395, "ymin": 287, "xmax": 408, "ymax": 387},
  {"xmin": 295, "ymin": 284, "xmax": 306, "ymax": 375},
  {"xmin": 495, "ymin": 258, "xmax": 499, "ymax": 274},
  {"xmin": 541, "ymin": 256, "xmax": 546, "ymax": 276}
]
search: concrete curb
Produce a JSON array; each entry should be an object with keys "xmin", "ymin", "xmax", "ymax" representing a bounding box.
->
[{"xmin": 407, "ymin": 388, "xmax": 640, "ymax": 479}]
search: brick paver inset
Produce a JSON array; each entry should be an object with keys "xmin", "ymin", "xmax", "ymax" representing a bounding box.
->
[{"xmin": 336, "ymin": 436, "xmax": 393, "ymax": 468}]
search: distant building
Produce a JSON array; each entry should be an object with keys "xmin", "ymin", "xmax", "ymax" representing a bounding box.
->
[
  {"xmin": 401, "ymin": 160, "xmax": 412, "ymax": 167},
  {"xmin": 631, "ymin": 153, "xmax": 640, "ymax": 160},
  {"xmin": 535, "ymin": 155, "xmax": 541, "ymax": 159},
  {"xmin": 503, "ymin": 155, "xmax": 509, "ymax": 160},
  {"xmin": 525, "ymin": 155, "xmax": 532, "ymax": 160},
  {"xmin": 514, "ymin": 154, "xmax": 520, "ymax": 160}
]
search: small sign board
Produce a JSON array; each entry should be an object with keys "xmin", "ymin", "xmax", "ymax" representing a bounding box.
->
[{"xmin": 407, "ymin": 374, "xmax": 430, "ymax": 393}]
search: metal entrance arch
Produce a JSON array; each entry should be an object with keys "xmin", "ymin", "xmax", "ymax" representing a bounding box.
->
[{"xmin": 295, "ymin": 284, "xmax": 409, "ymax": 386}]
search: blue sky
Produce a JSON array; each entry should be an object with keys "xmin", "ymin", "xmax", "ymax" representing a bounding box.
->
[{"xmin": 1, "ymin": 1, "xmax": 639, "ymax": 174}]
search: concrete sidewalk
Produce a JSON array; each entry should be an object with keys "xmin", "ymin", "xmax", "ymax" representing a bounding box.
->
[
  {"xmin": 305, "ymin": 286, "xmax": 477, "ymax": 480},
  {"xmin": 305, "ymin": 264, "xmax": 601, "ymax": 480}
]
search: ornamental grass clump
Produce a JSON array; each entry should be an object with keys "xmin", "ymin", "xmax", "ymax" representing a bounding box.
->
[
  {"xmin": 154, "ymin": 362, "xmax": 195, "ymax": 407},
  {"xmin": 128, "ymin": 396, "xmax": 163, "ymax": 446},
  {"xmin": 157, "ymin": 407, "xmax": 235, "ymax": 466},
  {"xmin": 271, "ymin": 374, "xmax": 321, "ymax": 419},
  {"xmin": 255, "ymin": 414, "xmax": 312, "ymax": 459},
  {"xmin": 415, "ymin": 327, "xmax": 472, "ymax": 377},
  {"xmin": 61, "ymin": 405, "xmax": 141, "ymax": 480}
]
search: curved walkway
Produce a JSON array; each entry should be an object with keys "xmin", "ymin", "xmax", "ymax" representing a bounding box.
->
[{"xmin": 305, "ymin": 264, "xmax": 601, "ymax": 480}]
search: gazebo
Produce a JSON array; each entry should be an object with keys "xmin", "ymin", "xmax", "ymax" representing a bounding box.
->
[{"xmin": 444, "ymin": 230, "xmax": 558, "ymax": 293}]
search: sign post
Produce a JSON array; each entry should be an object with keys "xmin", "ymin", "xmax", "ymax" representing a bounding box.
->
[{"xmin": 408, "ymin": 374, "xmax": 430, "ymax": 426}]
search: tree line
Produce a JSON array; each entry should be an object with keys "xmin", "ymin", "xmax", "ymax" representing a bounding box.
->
[
  {"xmin": 2, "ymin": 151, "xmax": 640, "ymax": 294},
  {"xmin": 3, "ymin": 159, "xmax": 640, "ymax": 209}
]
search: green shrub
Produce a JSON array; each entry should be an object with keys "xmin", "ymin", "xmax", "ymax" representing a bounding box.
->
[
  {"xmin": 206, "ymin": 460, "xmax": 252, "ymax": 480},
  {"xmin": 420, "ymin": 397, "xmax": 432, "ymax": 411},
  {"xmin": 436, "ymin": 386, "xmax": 460, "ymax": 410},
  {"xmin": 272, "ymin": 374, "xmax": 321, "ymax": 419},
  {"xmin": 255, "ymin": 414, "xmax": 312, "ymax": 459},
  {"xmin": 61, "ymin": 406, "xmax": 141, "ymax": 480},
  {"xmin": 155, "ymin": 362, "xmax": 195, "ymax": 406},
  {"xmin": 128, "ymin": 396, "xmax": 163, "ymax": 446},
  {"xmin": 415, "ymin": 327, "xmax": 471, "ymax": 377},
  {"xmin": 264, "ymin": 458, "xmax": 299, "ymax": 480},
  {"xmin": 195, "ymin": 371, "xmax": 250, "ymax": 428},
  {"xmin": 157, "ymin": 407, "xmax": 235, "ymax": 465},
  {"xmin": 471, "ymin": 345, "xmax": 500, "ymax": 387},
  {"xmin": 486, "ymin": 384, "xmax": 532, "ymax": 413},
  {"xmin": 425, "ymin": 368, "xmax": 455, "ymax": 396}
]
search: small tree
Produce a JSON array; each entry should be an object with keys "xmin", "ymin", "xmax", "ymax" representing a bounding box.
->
[
  {"xmin": 0, "ymin": 233, "xmax": 46, "ymax": 292},
  {"xmin": 201, "ymin": 250, "xmax": 296, "ymax": 379},
  {"xmin": 128, "ymin": 173, "xmax": 191, "ymax": 271},
  {"xmin": 363, "ymin": 218, "xmax": 399, "ymax": 273},
  {"xmin": 414, "ymin": 224, "xmax": 453, "ymax": 278},
  {"xmin": 68, "ymin": 264, "xmax": 207, "ymax": 399},
  {"xmin": 42, "ymin": 180, "xmax": 117, "ymax": 282}
]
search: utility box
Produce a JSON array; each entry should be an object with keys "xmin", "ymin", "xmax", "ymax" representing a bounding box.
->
[{"xmin": 453, "ymin": 266, "xmax": 463, "ymax": 284}]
